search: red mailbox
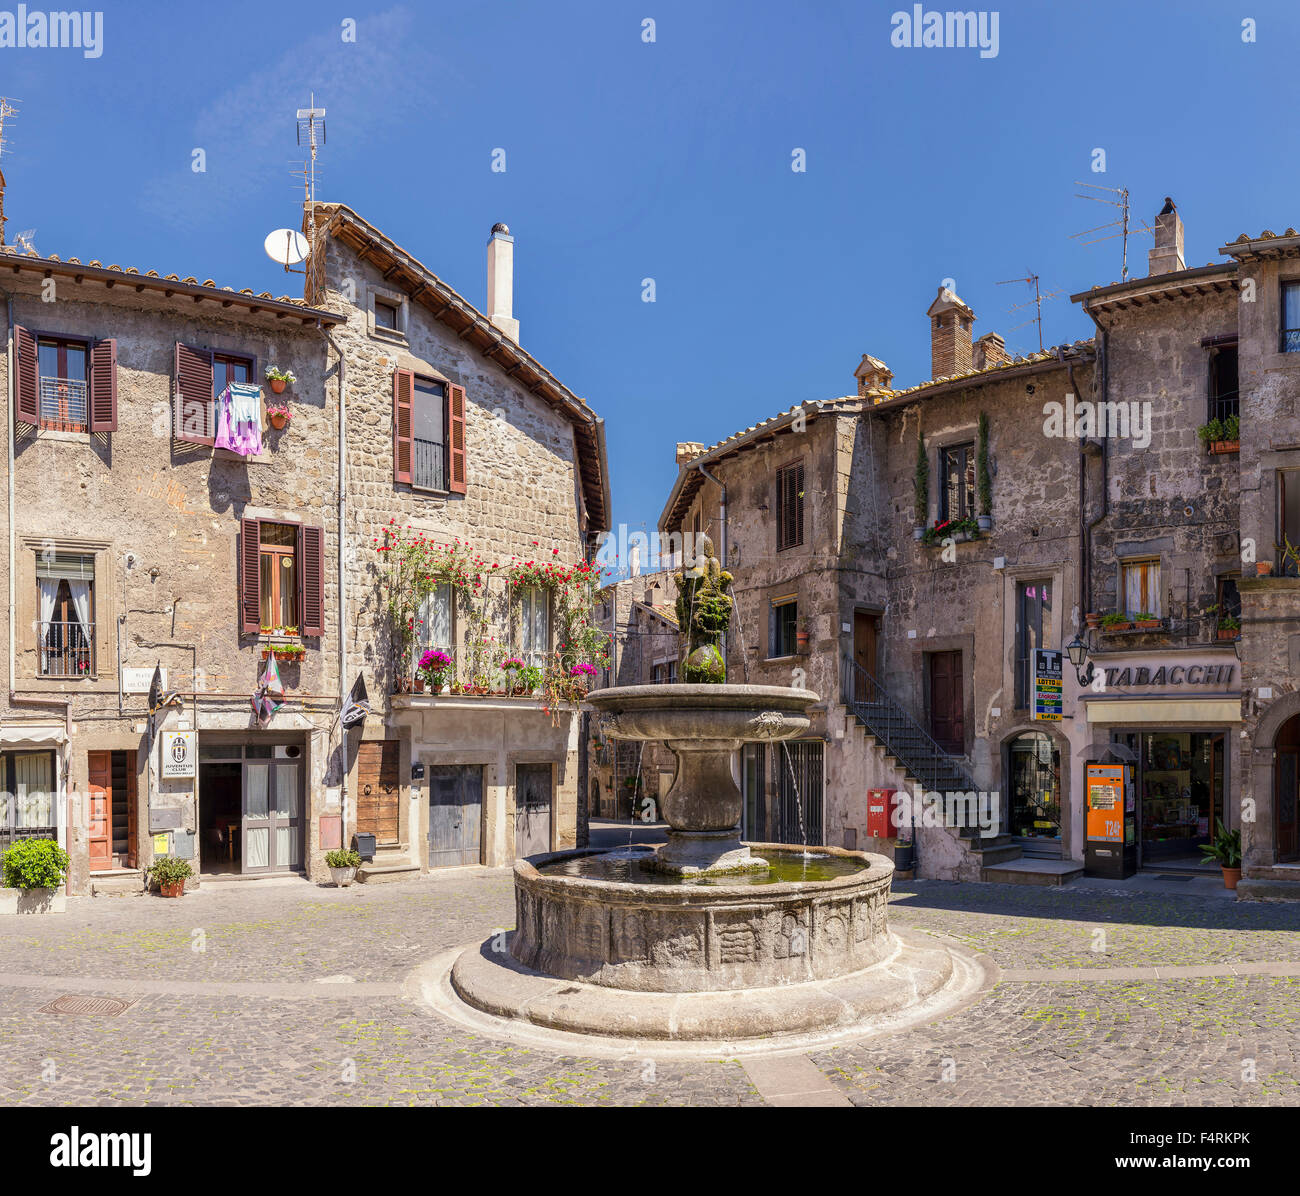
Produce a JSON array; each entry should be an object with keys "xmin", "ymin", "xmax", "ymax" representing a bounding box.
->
[{"xmin": 866, "ymin": 789, "xmax": 895, "ymax": 840}]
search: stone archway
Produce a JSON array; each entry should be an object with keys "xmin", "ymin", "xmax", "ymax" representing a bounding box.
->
[
  {"xmin": 1000, "ymin": 726, "xmax": 1069, "ymax": 855},
  {"xmin": 1245, "ymin": 691, "xmax": 1300, "ymax": 870}
]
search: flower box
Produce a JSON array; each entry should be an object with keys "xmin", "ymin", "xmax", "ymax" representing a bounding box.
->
[
  {"xmin": 1217, "ymin": 628, "xmax": 1241, "ymax": 641},
  {"xmin": 1132, "ymin": 619, "xmax": 1162, "ymax": 631},
  {"xmin": 1209, "ymin": 440, "xmax": 1239, "ymax": 455}
]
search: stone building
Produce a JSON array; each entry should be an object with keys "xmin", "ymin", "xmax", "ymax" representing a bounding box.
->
[{"xmin": 0, "ymin": 190, "xmax": 609, "ymax": 893}]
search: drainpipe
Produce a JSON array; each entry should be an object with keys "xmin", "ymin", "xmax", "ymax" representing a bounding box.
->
[
  {"xmin": 695, "ymin": 462, "xmax": 726, "ymax": 566},
  {"xmin": 1082, "ymin": 315, "xmax": 1110, "ymax": 618},
  {"xmin": 320, "ymin": 323, "xmax": 349, "ymax": 845}
]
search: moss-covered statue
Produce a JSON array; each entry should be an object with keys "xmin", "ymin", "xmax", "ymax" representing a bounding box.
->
[{"xmin": 675, "ymin": 532, "xmax": 734, "ymax": 683}]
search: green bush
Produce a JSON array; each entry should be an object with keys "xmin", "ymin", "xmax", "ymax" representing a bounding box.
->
[
  {"xmin": 2, "ymin": 838, "xmax": 69, "ymax": 889},
  {"xmin": 325, "ymin": 849, "xmax": 361, "ymax": 869},
  {"xmin": 147, "ymin": 856, "xmax": 193, "ymax": 885}
]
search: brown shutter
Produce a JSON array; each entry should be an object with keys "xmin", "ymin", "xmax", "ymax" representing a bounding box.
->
[
  {"xmin": 15, "ymin": 325, "xmax": 37, "ymax": 424},
  {"xmin": 794, "ymin": 462, "xmax": 805, "ymax": 547},
  {"xmin": 447, "ymin": 382, "xmax": 467, "ymax": 494},
  {"xmin": 299, "ymin": 525, "xmax": 325, "ymax": 638},
  {"xmin": 239, "ymin": 517, "xmax": 261, "ymax": 634},
  {"xmin": 88, "ymin": 338, "xmax": 118, "ymax": 432},
  {"xmin": 175, "ymin": 342, "xmax": 214, "ymax": 445},
  {"xmin": 393, "ymin": 368, "xmax": 413, "ymax": 483}
]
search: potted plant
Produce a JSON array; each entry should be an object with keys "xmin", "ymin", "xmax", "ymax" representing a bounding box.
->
[
  {"xmin": 262, "ymin": 642, "xmax": 305, "ymax": 662},
  {"xmin": 325, "ymin": 848, "xmax": 361, "ymax": 887},
  {"xmin": 795, "ymin": 617, "xmax": 811, "ymax": 654},
  {"xmin": 417, "ymin": 648, "xmax": 453, "ymax": 694},
  {"xmin": 265, "ymin": 365, "xmax": 296, "ymax": 395},
  {"xmin": 520, "ymin": 664, "xmax": 543, "ymax": 697},
  {"xmin": 1132, "ymin": 611, "xmax": 1162, "ymax": 631},
  {"xmin": 1277, "ymin": 535, "xmax": 1300, "ymax": 578},
  {"xmin": 266, "ymin": 403, "xmax": 292, "ymax": 430},
  {"xmin": 501, "ymin": 656, "xmax": 526, "ymax": 695},
  {"xmin": 1100, "ymin": 612, "xmax": 1132, "ymax": 633},
  {"xmin": 1198, "ymin": 414, "xmax": 1240, "ymax": 454},
  {"xmin": 148, "ymin": 855, "xmax": 192, "ymax": 898},
  {"xmin": 569, "ymin": 661, "xmax": 598, "ymax": 696},
  {"xmin": 913, "ymin": 427, "xmax": 928, "ymax": 540},
  {"xmin": 1199, "ymin": 819, "xmax": 1242, "ymax": 890},
  {"xmin": 1085, "ymin": 612, "xmax": 1101, "ymax": 630},
  {"xmin": 1, "ymin": 837, "xmax": 70, "ymax": 914},
  {"xmin": 976, "ymin": 411, "xmax": 993, "ymax": 531},
  {"xmin": 1217, "ymin": 614, "xmax": 1241, "ymax": 641},
  {"xmin": 1258, "ymin": 561, "xmax": 1275, "ymax": 577}
]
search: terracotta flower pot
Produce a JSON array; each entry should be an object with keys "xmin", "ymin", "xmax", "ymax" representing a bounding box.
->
[
  {"xmin": 1222, "ymin": 866, "xmax": 1241, "ymax": 891},
  {"xmin": 1209, "ymin": 440, "xmax": 1239, "ymax": 455},
  {"xmin": 269, "ymin": 411, "xmax": 289, "ymax": 430},
  {"xmin": 1258, "ymin": 562, "xmax": 1275, "ymax": 576},
  {"xmin": 1217, "ymin": 628, "xmax": 1240, "ymax": 641},
  {"xmin": 269, "ymin": 378, "xmax": 287, "ymax": 394},
  {"xmin": 795, "ymin": 630, "xmax": 810, "ymax": 652},
  {"xmin": 160, "ymin": 879, "xmax": 185, "ymax": 898},
  {"xmin": 1134, "ymin": 620, "xmax": 1161, "ymax": 630},
  {"xmin": 1085, "ymin": 613, "xmax": 1101, "ymax": 629},
  {"xmin": 414, "ymin": 675, "xmax": 425, "ymax": 693}
]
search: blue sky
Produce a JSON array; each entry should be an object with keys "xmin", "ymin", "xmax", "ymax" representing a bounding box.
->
[{"xmin": 4, "ymin": 0, "xmax": 1295, "ymax": 540}]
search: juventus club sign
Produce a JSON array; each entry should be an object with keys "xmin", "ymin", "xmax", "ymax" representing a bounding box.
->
[{"xmin": 160, "ymin": 731, "xmax": 196, "ymax": 779}]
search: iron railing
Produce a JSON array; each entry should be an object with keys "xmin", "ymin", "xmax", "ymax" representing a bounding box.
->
[
  {"xmin": 39, "ymin": 620, "xmax": 94, "ymax": 677},
  {"xmin": 841, "ymin": 655, "xmax": 977, "ymax": 796},
  {"xmin": 39, "ymin": 376, "xmax": 87, "ymax": 431},
  {"xmin": 414, "ymin": 436, "xmax": 446, "ymax": 491}
]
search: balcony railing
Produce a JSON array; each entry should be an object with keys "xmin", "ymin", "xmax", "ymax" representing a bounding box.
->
[
  {"xmin": 413, "ymin": 437, "xmax": 446, "ymax": 491},
  {"xmin": 39, "ymin": 377, "xmax": 87, "ymax": 432},
  {"xmin": 39, "ymin": 620, "xmax": 94, "ymax": 677}
]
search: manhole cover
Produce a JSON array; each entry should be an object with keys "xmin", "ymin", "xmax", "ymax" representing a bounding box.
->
[{"xmin": 38, "ymin": 995, "xmax": 135, "ymax": 1016}]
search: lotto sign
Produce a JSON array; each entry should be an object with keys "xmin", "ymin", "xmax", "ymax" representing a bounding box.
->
[
  {"xmin": 1032, "ymin": 648, "xmax": 1063, "ymax": 721},
  {"xmin": 160, "ymin": 731, "xmax": 196, "ymax": 779}
]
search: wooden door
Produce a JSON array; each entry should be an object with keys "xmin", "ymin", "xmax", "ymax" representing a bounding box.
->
[
  {"xmin": 853, "ymin": 612, "xmax": 879, "ymax": 700},
  {"xmin": 87, "ymin": 751, "xmax": 112, "ymax": 871},
  {"xmin": 428, "ymin": 765, "xmax": 482, "ymax": 867},
  {"xmin": 515, "ymin": 763, "xmax": 553, "ymax": 858},
  {"xmin": 1276, "ymin": 715, "xmax": 1300, "ymax": 862},
  {"xmin": 356, "ymin": 741, "xmax": 400, "ymax": 845},
  {"xmin": 928, "ymin": 651, "xmax": 965, "ymax": 754}
]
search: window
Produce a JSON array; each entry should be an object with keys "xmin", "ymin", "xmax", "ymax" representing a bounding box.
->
[
  {"xmin": 776, "ymin": 462, "xmax": 804, "ymax": 551},
  {"xmin": 1280, "ymin": 471, "xmax": 1300, "ymax": 575},
  {"xmin": 1216, "ymin": 574, "xmax": 1241, "ymax": 622},
  {"xmin": 940, "ymin": 442, "xmax": 976, "ymax": 523},
  {"xmin": 650, "ymin": 659, "xmax": 677, "ymax": 685},
  {"xmin": 1208, "ymin": 342, "xmax": 1239, "ymax": 423},
  {"xmin": 416, "ymin": 584, "xmax": 454, "ymax": 653},
  {"xmin": 36, "ymin": 551, "xmax": 94, "ymax": 677},
  {"xmin": 375, "ymin": 298, "xmax": 400, "ymax": 331},
  {"xmin": 174, "ymin": 343, "xmax": 254, "ymax": 446},
  {"xmin": 771, "ymin": 598, "xmax": 798, "ymax": 658},
  {"xmin": 1282, "ymin": 281, "xmax": 1300, "ymax": 353},
  {"xmin": 36, "ymin": 335, "xmax": 89, "ymax": 431},
  {"xmin": 239, "ymin": 518, "xmax": 325, "ymax": 637},
  {"xmin": 0, "ymin": 751, "xmax": 57, "ymax": 849},
  {"xmin": 1121, "ymin": 558, "xmax": 1161, "ymax": 618},
  {"xmin": 1014, "ymin": 579, "xmax": 1053, "ymax": 709},
  {"xmin": 259, "ymin": 523, "xmax": 298, "ymax": 630},
  {"xmin": 775, "ymin": 740, "xmax": 823, "ymax": 845},
  {"xmin": 519, "ymin": 587, "xmax": 550, "ymax": 669},
  {"xmin": 412, "ymin": 378, "xmax": 447, "ymax": 491},
  {"xmin": 213, "ymin": 353, "xmax": 253, "ymax": 401}
]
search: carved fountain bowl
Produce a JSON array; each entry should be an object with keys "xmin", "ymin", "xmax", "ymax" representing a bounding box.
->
[
  {"xmin": 586, "ymin": 683, "xmax": 819, "ymax": 746},
  {"xmin": 511, "ymin": 843, "xmax": 894, "ymax": 993}
]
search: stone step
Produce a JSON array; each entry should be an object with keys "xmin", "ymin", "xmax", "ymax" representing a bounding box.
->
[
  {"xmin": 981, "ymin": 858, "xmax": 1083, "ymax": 886},
  {"xmin": 1236, "ymin": 877, "xmax": 1300, "ymax": 901},
  {"xmin": 972, "ymin": 843, "xmax": 1022, "ymax": 867},
  {"xmin": 88, "ymin": 871, "xmax": 146, "ymax": 896},
  {"xmin": 357, "ymin": 859, "xmax": 420, "ymax": 885}
]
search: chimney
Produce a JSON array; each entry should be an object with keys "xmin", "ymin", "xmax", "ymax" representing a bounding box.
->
[
  {"xmin": 972, "ymin": 332, "xmax": 1008, "ymax": 371},
  {"xmin": 926, "ymin": 286, "xmax": 975, "ymax": 379},
  {"xmin": 853, "ymin": 353, "xmax": 894, "ymax": 399},
  {"xmin": 675, "ymin": 441, "xmax": 705, "ymax": 466},
  {"xmin": 1148, "ymin": 198, "xmax": 1185, "ymax": 276},
  {"xmin": 486, "ymin": 223, "xmax": 519, "ymax": 342},
  {"xmin": 629, "ymin": 543, "xmax": 641, "ymax": 577}
]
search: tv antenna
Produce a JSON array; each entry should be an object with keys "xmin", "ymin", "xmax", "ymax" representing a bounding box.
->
[
  {"xmin": 291, "ymin": 94, "xmax": 326, "ymax": 274},
  {"xmin": 1071, "ymin": 182, "xmax": 1154, "ymax": 283},
  {"xmin": 996, "ymin": 271, "xmax": 1061, "ymax": 352}
]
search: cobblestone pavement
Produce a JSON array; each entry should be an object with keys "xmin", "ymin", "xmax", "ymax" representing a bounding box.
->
[{"xmin": 1, "ymin": 871, "xmax": 1298, "ymax": 1106}]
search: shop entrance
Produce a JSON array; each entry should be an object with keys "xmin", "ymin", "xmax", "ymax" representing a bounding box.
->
[
  {"xmin": 1275, "ymin": 715, "xmax": 1300, "ymax": 862},
  {"xmin": 198, "ymin": 741, "xmax": 304, "ymax": 875},
  {"xmin": 1007, "ymin": 732, "xmax": 1061, "ymax": 857},
  {"xmin": 1112, "ymin": 730, "xmax": 1225, "ymax": 869}
]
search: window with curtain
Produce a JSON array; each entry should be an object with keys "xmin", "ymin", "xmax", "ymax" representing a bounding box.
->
[
  {"xmin": 519, "ymin": 587, "xmax": 550, "ymax": 669},
  {"xmin": 36, "ymin": 551, "xmax": 94, "ymax": 677},
  {"xmin": 258, "ymin": 522, "xmax": 298, "ymax": 631},
  {"xmin": 2, "ymin": 751, "xmax": 55, "ymax": 835},
  {"xmin": 416, "ymin": 585, "xmax": 454, "ymax": 653},
  {"xmin": 1121, "ymin": 559, "xmax": 1161, "ymax": 617},
  {"xmin": 1282, "ymin": 281, "xmax": 1300, "ymax": 353},
  {"xmin": 36, "ymin": 336, "xmax": 89, "ymax": 431}
]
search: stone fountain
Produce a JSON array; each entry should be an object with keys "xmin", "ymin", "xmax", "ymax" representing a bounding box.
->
[{"xmin": 427, "ymin": 537, "xmax": 984, "ymax": 1049}]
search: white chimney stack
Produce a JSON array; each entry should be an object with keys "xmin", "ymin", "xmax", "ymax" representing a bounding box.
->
[{"xmin": 486, "ymin": 223, "xmax": 519, "ymax": 342}]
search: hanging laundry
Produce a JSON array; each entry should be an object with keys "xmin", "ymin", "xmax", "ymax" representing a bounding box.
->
[
  {"xmin": 215, "ymin": 382, "xmax": 264, "ymax": 457},
  {"xmin": 251, "ymin": 653, "xmax": 285, "ymax": 728}
]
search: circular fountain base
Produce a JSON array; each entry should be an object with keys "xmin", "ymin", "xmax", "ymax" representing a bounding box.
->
[{"xmin": 647, "ymin": 830, "xmax": 767, "ymax": 876}]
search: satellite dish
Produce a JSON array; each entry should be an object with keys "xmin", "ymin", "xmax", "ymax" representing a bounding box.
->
[{"xmin": 264, "ymin": 228, "xmax": 309, "ymax": 267}]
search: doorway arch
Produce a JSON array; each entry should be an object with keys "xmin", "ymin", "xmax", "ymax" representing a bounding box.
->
[
  {"xmin": 1276, "ymin": 715, "xmax": 1300, "ymax": 863},
  {"xmin": 1005, "ymin": 729, "xmax": 1063, "ymax": 857}
]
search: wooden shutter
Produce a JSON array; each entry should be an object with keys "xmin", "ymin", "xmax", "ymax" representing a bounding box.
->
[
  {"xmin": 175, "ymin": 342, "xmax": 214, "ymax": 445},
  {"xmin": 239, "ymin": 517, "xmax": 261, "ymax": 634},
  {"xmin": 14, "ymin": 325, "xmax": 37, "ymax": 424},
  {"xmin": 448, "ymin": 382, "xmax": 467, "ymax": 494},
  {"xmin": 299, "ymin": 524, "xmax": 326, "ymax": 638},
  {"xmin": 393, "ymin": 369, "xmax": 414, "ymax": 483},
  {"xmin": 88, "ymin": 338, "xmax": 118, "ymax": 432},
  {"xmin": 793, "ymin": 462, "xmax": 805, "ymax": 547}
]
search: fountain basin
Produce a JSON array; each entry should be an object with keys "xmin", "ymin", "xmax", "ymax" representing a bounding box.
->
[{"xmin": 509, "ymin": 843, "xmax": 893, "ymax": 994}]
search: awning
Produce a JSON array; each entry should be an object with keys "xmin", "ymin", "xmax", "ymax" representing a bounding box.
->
[
  {"xmin": 1085, "ymin": 699, "xmax": 1241, "ymax": 725},
  {"xmin": 0, "ymin": 724, "xmax": 67, "ymax": 746}
]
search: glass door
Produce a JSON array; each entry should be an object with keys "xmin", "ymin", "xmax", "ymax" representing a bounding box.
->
[
  {"xmin": 243, "ymin": 760, "xmax": 271, "ymax": 872},
  {"xmin": 240, "ymin": 750, "xmax": 302, "ymax": 873},
  {"xmin": 271, "ymin": 760, "xmax": 302, "ymax": 870}
]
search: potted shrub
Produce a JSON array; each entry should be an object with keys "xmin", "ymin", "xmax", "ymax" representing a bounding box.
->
[
  {"xmin": 501, "ymin": 656, "xmax": 526, "ymax": 695},
  {"xmin": 913, "ymin": 427, "xmax": 928, "ymax": 540},
  {"xmin": 1217, "ymin": 614, "xmax": 1241, "ymax": 641},
  {"xmin": 1277, "ymin": 535, "xmax": 1300, "ymax": 578},
  {"xmin": 1132, "ymin": 611, "xmax": 1162, "ymax": 631},
  {"xmin": 1198, "ymin": 414, "xmax": 1240, "ymax": 454},
  {"xmin": 569, "ymin": 661, "xmax": 598, "ymax": 696},
  {"xmin": 1100, "ymin": 612, "xmax": 1132, "ymax": 633},
  {"xmin": 266, "ymin": 403, "xmax": 292, "ymax": 430},
  {"xmin": 1, "ymin": 837, "xmax": 70, "ymax": 914},
  {"xmin": 1200, "ymin": 819, "xmax": 1242, "ymax": 890},
  {"xmin": 148, "ymin": 855, "xmax": 192, "ymax": 898},
  {"xmin": 976, "ymin": 411, "xmax": 993, "ymax": 531},
  {"xmin": 520, "ymin": 664, "xmax": 543, "ymax": 697},
  {"xmin": 1258, "ymin": 561, "xmax": 1275, "ymax": 577},
  {"xmin": 325, "ymin": 848, "xmax": 361, "ymax": 887},
  {"xmin": 417, "ymin": 648, "xmax": 453, "ymax": 694},
  {"xmin": 265, "ymin": 365, "xmax": 296, "ymax": 395}
]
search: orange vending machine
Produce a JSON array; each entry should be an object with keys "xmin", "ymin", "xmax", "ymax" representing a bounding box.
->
[{"xmin": 1084, "ymin": 762, "xmax": 1137, "ymax": 878}]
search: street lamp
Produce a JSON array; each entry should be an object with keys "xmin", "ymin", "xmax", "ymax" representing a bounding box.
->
[{"xmin": 1065, "ymin": 633, "xmax": 1093, "ymax": 685}]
